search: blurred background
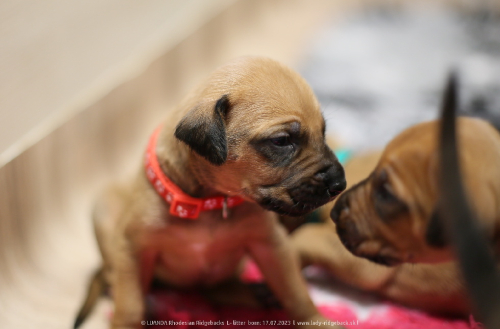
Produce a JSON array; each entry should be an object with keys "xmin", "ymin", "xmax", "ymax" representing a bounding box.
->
[{"xmin": 0, "ymin": 1, "xmax": 499, "ymax": 328}]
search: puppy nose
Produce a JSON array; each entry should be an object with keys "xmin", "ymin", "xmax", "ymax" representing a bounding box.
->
[
  {"xmin": 315, "ymin": 165, "xmax": 346, "ymax": 196},
  {"xmin": 330, "ymin": 205, "xmax": 341, "ymax": 224},
  {"xmin": 330, "ymin": 193, "xmax": 348, "ymax": 224}
]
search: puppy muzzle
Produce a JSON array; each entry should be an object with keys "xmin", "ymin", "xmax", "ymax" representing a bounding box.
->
[
  {"xmin": 261, "ymin": 163, "xmax": 346, "ymax": 217},
  {"xmin": 331, "ymin": 189, "xmax": 366, "ymax": 251},
  {"xmin": 331, "ymin": 190, "xmax": 403, "ymax": 267}
]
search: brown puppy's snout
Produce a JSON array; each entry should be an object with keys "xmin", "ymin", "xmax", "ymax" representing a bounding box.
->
[
  {"xmin": 314, "ymin": 164, "xmax": 346, "ymax": 196},
  {"xmin": 331, "ymin": 190, "xmax": 403, "ymax": 266},
  {"xmin": 288, "ymin": 162, "xmax": 346, "ymax": 211},
  {"xmin": 330, "ymin": 192, "xmax": 363, "ymax": 250},
  {"xmin": 330, "ymin": 191, "xmax": 348, "ymax": 225}
]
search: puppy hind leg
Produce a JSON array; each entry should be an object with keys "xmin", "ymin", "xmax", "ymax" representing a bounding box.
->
[
  {"xmin": 92, "ymin": 187, "xmax": 147, "ymax": 328},
  {"xmin": 73, "ymin": 186, "xmax": 129, "ymax": 328}
]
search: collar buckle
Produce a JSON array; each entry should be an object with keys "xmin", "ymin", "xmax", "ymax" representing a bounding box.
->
[{"xmin": 222, "ymin": 197, "xmax": 229, "ymax": 219}]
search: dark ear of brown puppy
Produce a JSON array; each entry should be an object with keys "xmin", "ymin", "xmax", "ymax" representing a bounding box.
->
[
  {"xmin": 425, "ymin": 209, "xmax": 448, "ymax": 248},
  {"xmin": 175, "ymin": 95, "xmax": 229, "ymax": 166},
  {"xmin": 438, "ymin": 71, "xmax": 500, "ymax": 328}
]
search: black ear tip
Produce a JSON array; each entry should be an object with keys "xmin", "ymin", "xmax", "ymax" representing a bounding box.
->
[
  {"xmin": 447, "ymin": 70, "xmax": 459, "ymax": 96},
  {"xmin": 215, "ymin": 94, "xmax": 231, "ymax": 118},
  {"xmin": 440, "ymin": 69, "xmax": 460, "ymax": 131},
  {"xmin": 445, "ymin": 69, "xmax": 459, "ymax": 98},
  {"xmin": 216, "ymin": 94, "xmax": 229, "ymax": 106}
]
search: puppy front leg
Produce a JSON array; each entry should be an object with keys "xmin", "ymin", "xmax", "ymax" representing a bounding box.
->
[
  {"xmin": 291, "ymin": 222, "xmax": 396, "ymax": 291},
  {"xmin": 111, "ymin": 242, "xmax": 145, "ymax": 329},
  {"xmin": 292, "ymin": 223, "xmax": 469, "ymax": 316},
  {"xmin": 248, "ymin": 222, "xmax": 344, "ymax": 329}
]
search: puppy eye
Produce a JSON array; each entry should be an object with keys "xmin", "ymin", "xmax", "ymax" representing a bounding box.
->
[
  {"xmin": 372, "ymin": 169, "xmax": 409, "ymax": 220},
  {"xmin": 270, "ymin": 135, "xmax": 292, "ymax": 147},
  {"xmin": 373, "ymin": 169, "xmax": 397, "ymax": 203},
  {"xmin": 377, "ymin": 183, "xmax": 396, "ymax": 202}
]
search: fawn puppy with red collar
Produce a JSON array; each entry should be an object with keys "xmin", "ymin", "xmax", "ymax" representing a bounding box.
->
[
  {"xmin": 292, "ymin": 75, "xmax": 500, "ymax": 316},
  {"xmin": 74, "ymin": 56, "xmax": 347, "ymax": 329}
]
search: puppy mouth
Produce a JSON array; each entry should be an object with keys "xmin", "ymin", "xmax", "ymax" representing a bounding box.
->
[
  {"xmin": 358, "ymin": 254, "xmax": 402, "ymax": 267},
  {"xmin": 335, "ymin": 223, "xmax": 402, "ymax": 266},
  {"xmin": 258, "ymin": 195, "xmax": 338, "ymax": 217}
]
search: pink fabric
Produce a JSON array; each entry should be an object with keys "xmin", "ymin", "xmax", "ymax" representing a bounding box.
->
[
  {"xmin": 240, "ymin": 260, "xmax": 265, "ymax": 283},
  {"xmin": 146, "ymin": 290, "xmax": 482, "ymax": 329},
  {"xmin": 319, "ymin": 305, "xmax": 482, "ymax": 329},
  {"xmin": 147, "ymin": 290, "xmax": 288, "ymax": 329},
  {"xmin": 144, "ymin": 261, "xmax": 483, "ymax": 329}
]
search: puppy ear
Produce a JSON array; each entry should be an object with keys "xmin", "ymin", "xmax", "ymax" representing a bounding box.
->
[
  {"xmin": 425, "ymin": 209, "xmax": 448, "ymax": 248},
  {"xmin": 175, "ymin": 95, "xmax": 230, "ymax": 166}
]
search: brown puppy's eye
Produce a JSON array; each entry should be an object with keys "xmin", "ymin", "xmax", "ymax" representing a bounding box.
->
[
  {"xmin": 251, "ymin": 128, "xmax": 300, "ymax": 166},
  {"xmin": 374, "ymin": 169, "xmax": 397, "ymax": 202},
  {"xmin": 373, "ymin": 169, "xmax": 409, "ymax": 220},
  {"xmin": 377, "ymin": 181, "xmax": 397, "ymax": 202},
  {"xmin": 270, "ymin": 135, "xmax": 292, "ymax": 147}
]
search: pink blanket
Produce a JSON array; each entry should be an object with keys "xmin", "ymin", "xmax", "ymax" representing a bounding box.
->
[{"xmin": 144, "ymin": 264, "xmax": 482, "ymax": 329}]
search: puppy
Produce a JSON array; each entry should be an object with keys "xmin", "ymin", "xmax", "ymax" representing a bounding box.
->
[
  {"xmin": 292, "ymin": 154, "xmax": 470, "ymax": 316},
  {"xmin": 74, "ymin": 56, "xmax": 347, "ymax": 329},
  {"xmin": 292, "ymin": 74, "xmax": 500, "ymax": 316},
  {"xmin": 331, "ymin": 107, "xmax": 500, "ymax": 267}
]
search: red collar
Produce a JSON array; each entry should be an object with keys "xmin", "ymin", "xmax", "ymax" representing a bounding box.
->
[{"xmin": 144, "ymin": 126, "xmax": 245, "ymax": 219}]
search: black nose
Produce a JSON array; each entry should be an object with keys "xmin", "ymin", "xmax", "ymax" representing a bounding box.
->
[
  {"xmin": 330, "ymin": 192, "xmax": 348, "ymax": 224},
  {"xmin": 315, "ymin": 165, "xmax": 346, "ymax": 197}
]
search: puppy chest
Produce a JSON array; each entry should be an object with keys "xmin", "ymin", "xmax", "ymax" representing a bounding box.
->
[{"xmin": 151, "ymin": 224, "xmax": 247, "ymax": 285}]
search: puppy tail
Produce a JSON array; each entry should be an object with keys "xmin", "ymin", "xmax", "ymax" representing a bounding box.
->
[
  {"xmin": 438, "ymin": 71, "xmax": 500, "ymax": 328},
  {"xmin": 73, "ymin": 267, "xmax": 107, "ymax": 329}
]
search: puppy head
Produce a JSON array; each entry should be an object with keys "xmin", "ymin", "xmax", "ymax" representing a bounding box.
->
[
  {"xmin": 175, "ymin": 57, "xmax": 346, "ymax": 216},
  {"xmin": 331, "ymin": 121, "xmax": 454, "ymax": 266},
  {"xmin": 331, "ymin": 116, "xmax": 500, "ymax": 266}
]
